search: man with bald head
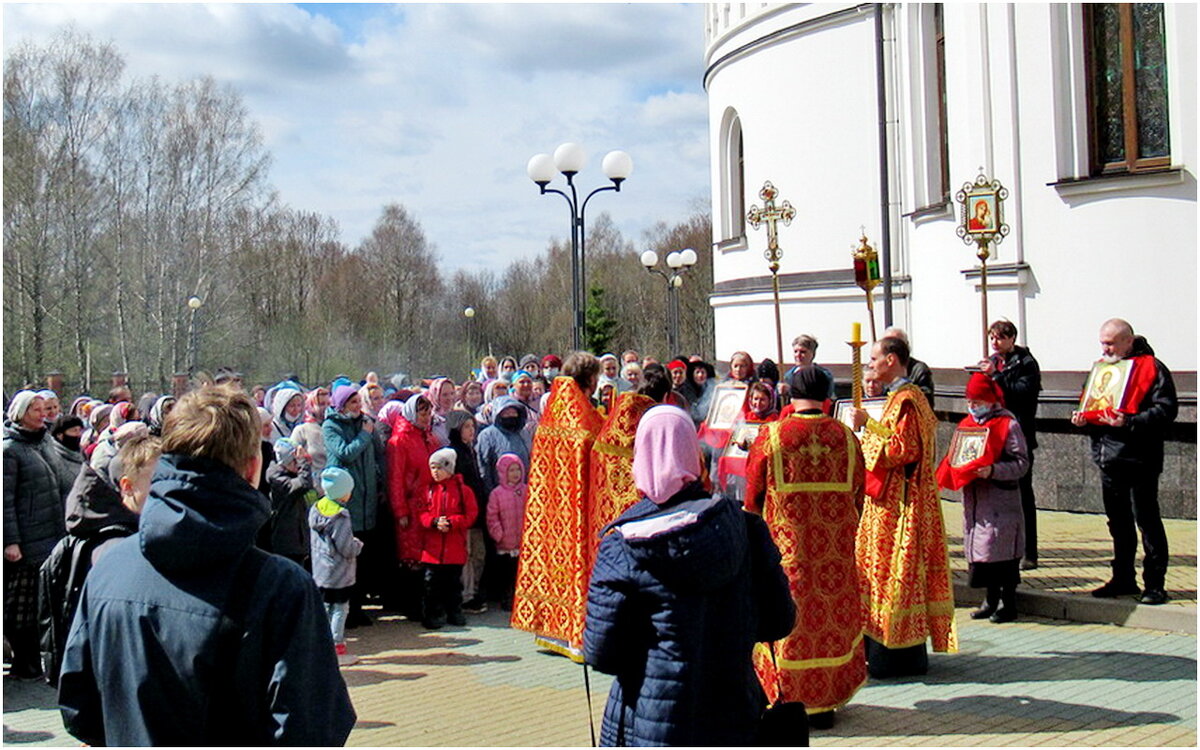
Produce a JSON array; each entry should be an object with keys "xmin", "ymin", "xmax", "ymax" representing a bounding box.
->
[{"xmin": 1071, "ymin": 319, "xmax": 1177, "ymax": 605}]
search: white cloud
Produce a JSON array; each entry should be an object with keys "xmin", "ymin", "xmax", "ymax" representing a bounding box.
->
[{"xmin": 3, "ymin": 3, "xmax": 712, "ymax": 275}]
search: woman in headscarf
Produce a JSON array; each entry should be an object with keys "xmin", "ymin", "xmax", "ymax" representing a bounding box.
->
[
  {"xmin": 583, "ymin": 405, "xmax": 795, "ymax": 746},
  {"xmin": 270, "ymin": 386, "xmax": 306, "ymax": 441},
  {"xmin": 358, "ymin": 382, "xmax": 386, "ymax": 421},
  {"xmin": 593, "ymin": 374, "xmax": 620, "ymax": 417},
  {"xmin": 682, "ymin": 359, "xmax": 717, "ymax": 427},
  {"xmin": 81, "ymin": 403, "xmax": 113, "ymax": 459},
  {"xmin": 387, "ymin": 393, "xmax": 440, "ymax": 618},
  {"xmin": 716, "ymin": 381, "xmax": 781, "ymax": 505},
  {"xmin": 478, "ymin": 356, "xmax": 499, "ymax": 383},
  {"xmin": 4, "ymin": 391, "xmax": 73, "ymax": 678},
  {"xmin": 427, "ymin": 378, "xmax": 457, "ymax": 447},
  {"xmin": 147, "ymin": 395, "xmax": 176, "ymax": 437},
  {"xmin": 323, "ymin": 384, "xmax": 384, "ymax": 627},
  {"xmin": 291, "ymin": 387, "xmax": 331, "ymax": 480},
  {"xmin": 499, "ymin": 356, "xmax": 519, "ymax": 381},
  {"xmin": 68, "ymin": 397, "xmax": 92, "ymax": 420},
  {"xmin": 456, "ymin": 380, "xmax": 485, "ymax": 417}
]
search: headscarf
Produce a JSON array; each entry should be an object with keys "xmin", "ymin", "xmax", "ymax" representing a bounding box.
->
[
  {"xmin": 457, "ymin": 380, "xmax": 484, "ymax": 414},
  {"xmin": 6, "ymin": 390, "xmax": 42, "ymax": 424},
  {"xmin": 88, "ymin": 403, "xmax": 113, "ymax": 433},
  {"xmin": 428, "ymin": 378, "xmax": 455, "ymax": 417},
  {"xmin": 135, "ymin": 392, "xmax": 158, "ymax": 422},
  {"xmin": 483, "ymin": 379, "xmax": 508, "ymax": 403},
  {"xmin": 37, "ymin": 389, "xmax": 58, "ymax": 403},
  {"xmin": 272, "ymin": 387, "xmax": 305, "ymax": 434},
  {"xmin": 357, "ymin": 383, "xmax": 382, "ymax": 419},
  {"xmin": 400, "ymin": 392, "xmax": 431, "ymax": 428},
  {"xmin": 304, "ymin": 388, "xmax": 328, "ymax": 424},
  {"xmin": 69, "ymin": 396, "xmax": 92, "ymax": 418},
  {"xmin": 109, "ymin": 402, "xmax": 136, "ymax": 430},
  {"xmin": 633, "ymin": 404, "xmax": 702, "ymax": 505},
  {"xmin": 148, "ymin": 395, "xmax": 176, "ymax": 435}
]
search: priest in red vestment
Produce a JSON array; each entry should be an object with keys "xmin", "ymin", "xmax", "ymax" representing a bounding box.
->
[
  {"xmin": 511, "ymin": 352, "xmax": 603, "ymax": 660},
  {"xmin": 851, "ymin": 337, "xmax": 957, "ymax": 677},
  {"xmin": 745, "ymin": 366, "xmax": 865, "ymax": 731}
]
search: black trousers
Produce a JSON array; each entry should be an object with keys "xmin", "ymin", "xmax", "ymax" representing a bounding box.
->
[
  {"xmin": 1020, "ymin": 450, "xmax": 1038, "ymax": 562},
  {"xmin": 1100, "ymin": 466, "xmax": 1168, "ymax": 590},
  {"xmin": 422, "ymin": 564, "xmax": 464, "ymax": 624}
]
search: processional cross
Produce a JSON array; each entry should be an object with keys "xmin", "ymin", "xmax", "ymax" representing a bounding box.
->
[{"xmin": 747, "ymin": 181, "xmax": 796, "ymax": 366}]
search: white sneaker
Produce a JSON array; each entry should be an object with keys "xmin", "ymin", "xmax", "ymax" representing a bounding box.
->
[{"xmin": 337, "ymin": 652, "xmax": 359, "ymax": 667}]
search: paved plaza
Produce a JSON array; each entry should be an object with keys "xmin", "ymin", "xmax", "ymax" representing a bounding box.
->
[{"xmin": 5, "ymin": 503, "xmax": 1196, "ymax": 747}]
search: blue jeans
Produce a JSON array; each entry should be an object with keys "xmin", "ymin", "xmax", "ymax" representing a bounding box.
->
[{"xmin": 325, "ymin": 601, "xmax": 349, "ymax": 645}]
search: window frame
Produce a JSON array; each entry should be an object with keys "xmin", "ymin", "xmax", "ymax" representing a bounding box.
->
[{"xmin": 1083, "ymin": 3, "xmax": 1171, "ymax": 175}]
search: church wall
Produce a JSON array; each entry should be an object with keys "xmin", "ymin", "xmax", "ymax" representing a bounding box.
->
[{"xmin": 705, "ymin": 3, "xmax": 1197, "ymax": 517}]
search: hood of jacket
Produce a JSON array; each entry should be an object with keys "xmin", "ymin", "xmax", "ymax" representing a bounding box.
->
[
  {"xmin": 65, "ymin": 461, "xmax": 139, "ymax": 536},
  {"xmin": 308, "ymin": 498, "xmax": 347, "ymax": 533},
  {"xmin": 140, "ymin": 452, "xmax": 269, "ymax": 576},
  {"xmin": 271, "ymin": 387, "xmax": 305, "ymax": 431},
  {"xmin": 489, "ymin": 396, "xmax": 528, "ymax": 432},
  {"xmin": 607, "ymin": 484, "xmax": 745, "ymax": 593}
]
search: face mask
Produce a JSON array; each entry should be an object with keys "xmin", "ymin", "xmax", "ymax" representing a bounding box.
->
[
  {"xmin": 968, "ymin": 405, "xmax": 993, "ymax": 421},
  {"xmin": 497, "ymin": 415, "xmax": 521, "ymax": 431},
  {"xmin": 546, "ymin": 368, "xmax": 559, "ymax": 379},
  {"xmin": 58, "ymin": 435, "xmax": 82, "ymax": 452}
]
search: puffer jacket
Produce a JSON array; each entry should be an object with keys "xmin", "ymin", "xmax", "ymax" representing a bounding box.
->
[
  {"xmin": 584, "ymin": 485, "xmax": 795, "ymax": 747},
  {"xmin": 58, "ymin": 453, "xmax": 356, "ymax": 746},
  {"xmin": 475, "ymin": 397, "xmax": 531, "ymax": 495},
  {"xmin": 48, "ymin": 439, "xmax": 85, "ymax": 496},
  {"xmin": 3, "ymin": 423, "xmax": 71, "ymax": 565},
  {"xmin": 1085, "ymin": 337, "xmax": 1178, "ymax": 475},
  {"xmin": 309, "ymin": 497, "xmax": 363, "ymax": 590},
  {"xmin": 415, "ymin": 475, "xmax": 477, "ymax": 566},
  {"xmin": 387, "ymin": 412, "xmax": 440, "ymax": 562},
  {"xmin": 322, "ymin": 408, "xmax": 382, "ymax": 533}
]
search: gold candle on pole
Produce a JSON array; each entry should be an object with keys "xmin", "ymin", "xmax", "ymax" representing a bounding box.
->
[
  {"xmin": 956, "ymin": 170, "xmax": 1010, "ymax": 359},
  {"xmin": 851, "ymin": 230, "xmax": 882, "ymax": 342},
  {"xmin": 848, "ymin": 322, "xmax": 866, "ymax": 408},
  {"xmin": 747, "ymin": 181, "xmax": 796, "ymax": 368}
]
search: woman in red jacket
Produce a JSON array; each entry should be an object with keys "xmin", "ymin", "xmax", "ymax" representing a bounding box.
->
[
  {"xmin": 416, "ymin": 448, "xmax": 477, "ymax": 629},
  {"xmin": 387, "ymin": 394, "xmax": 439, "ymax": 619}
]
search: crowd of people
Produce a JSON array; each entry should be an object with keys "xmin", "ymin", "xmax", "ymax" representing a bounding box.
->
[{"xmin": 1, "ymin": 315, "xmax": 1178, "ymax": 745}]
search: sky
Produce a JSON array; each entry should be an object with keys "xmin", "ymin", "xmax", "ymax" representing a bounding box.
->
[{"xmin": 2, "ymin": 3, "xmax": 711, "ymax": 275}]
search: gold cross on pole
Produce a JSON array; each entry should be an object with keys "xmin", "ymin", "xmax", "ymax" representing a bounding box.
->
[{"xmin": 747, "ymin": 181, "xmax": 796, "ymax": 269}]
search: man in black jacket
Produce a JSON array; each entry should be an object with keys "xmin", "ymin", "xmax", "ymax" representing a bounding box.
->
[
  {"xmin": 979, "ymin": 320, "xmax": 1042, "ymax": 569},
  {"xmin": 1071, "ymin": 319, "xmax": 1177, "ymax": 605},
  {"xmin": 885, "ymin": 327, "xmax": 935, "ymax": 408},
  {"xmin": 58, "ymin": 385, "xmax": 356, "ymax": 745}
]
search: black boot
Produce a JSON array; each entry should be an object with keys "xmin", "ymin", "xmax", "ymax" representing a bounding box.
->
[
  {"xmin": 990, "ymin": 585, "xmax": 1017, "ymax": 623},
  {"xmin": 970, "ymin": 588, "xmax": 999, "ymax": 620}
]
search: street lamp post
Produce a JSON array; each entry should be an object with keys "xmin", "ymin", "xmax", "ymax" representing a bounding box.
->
[
  {"xmin": 640, "ymin": 248, "xmax": 698, "ymax": 356},
  {"xmin": 186, "ymin": 295, "xmax": 203, "ymax": 375},
  {"xmin": 463, "ymin": 306, "xmax": 476, "ymax": 374},
  {"xmin": 527, "ymin": 143, "xmax": 632, "ymax": 351}
]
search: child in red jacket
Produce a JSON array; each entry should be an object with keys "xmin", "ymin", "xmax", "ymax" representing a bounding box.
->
[{"xmin": 418, "ymin": 447, "xmax": 478, "ymax": 629}]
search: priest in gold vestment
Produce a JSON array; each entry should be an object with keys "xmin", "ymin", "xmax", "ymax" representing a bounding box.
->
[
  {"xmin": 745, "ymin": 366, "xmax": 866, "ymax": 731},
  {"xmin": 851, "ymin": 337, "xmax": 957, "ymax": 677},
  {"xmin": 511, "ymin": 353, "xmax": 603, "ymax": 660}
]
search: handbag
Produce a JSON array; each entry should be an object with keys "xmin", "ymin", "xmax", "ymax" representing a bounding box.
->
[{"xmin": 755, "ymin": 642, "xmax": 809, "ymax": 747}]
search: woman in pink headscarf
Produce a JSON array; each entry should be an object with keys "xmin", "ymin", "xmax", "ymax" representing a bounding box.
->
[
  {"xmin": 290, "ymin": 387, "xmax": 331, "ymax": 480},
  {"xmin": 583, "ymin": 404, "xmax": 795, "ymax": 746},
  {"xmin": 427, "ymin": 378, "xmax": 456, "ymax": 447}
]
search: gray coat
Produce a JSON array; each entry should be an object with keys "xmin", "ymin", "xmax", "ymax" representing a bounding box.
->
[
  {"xmin": 3, "ymin": 424, "xmax": 72, "ymax": 565},
  {"xmin": 961, "ymin": 409, "xmax": 1029, "ymax": 563},
  {"xmin": 49, "ymin": 439, "xmax": 85, "ymax": 494},
  {"xmin": 308, "ymin": 502, "xmax": 363, "ymax": 590}
]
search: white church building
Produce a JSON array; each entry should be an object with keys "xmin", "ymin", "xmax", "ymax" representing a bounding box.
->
[{"xmin": 703, "ymin": 3, "xmax": 1196, "ymax": 516}]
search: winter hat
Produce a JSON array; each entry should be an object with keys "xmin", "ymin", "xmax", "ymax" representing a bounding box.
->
[
  {"xmin": 6, "ymin": 390, "xmax": 42, "ymax": 423},
  {"xmin": 330, "ymin": 384, "xmax": 358, "ymax": 412},
  {"xmin": 274, "ymin": 437, "xmax": 300, "ymax": 465},
  {"xmin": 445, "ymin": 409, "xmax": 474, "ymax": 435},
  {"xmin": 320, "ymin": 466, "xmax": 354, "ymax": 501},
  {"xmin": 541, "ymin": 354, "xmax": 562, "ymax": 369},
  {"xmin": 429, "ymin": 447, "xmax": 457, "ymax": 474},
  {"xmin": 965, "ymin": 372, "xmax": 1005, "ymax": 406},
  {"xmin": 51, "ymin": 414, "xmax": 84, "ymax": 438},
  {"xmin": 36, "ymin": 389, "xmax": 57, "ymax": 402},
  {"xmin": 519, "ymin": 354, "xmax": 540, "ymax": 370}
]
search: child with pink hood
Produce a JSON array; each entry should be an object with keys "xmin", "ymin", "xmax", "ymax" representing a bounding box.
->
[{"xmin": 486, "ymin": 452, "xmax": 527, "ymax": 610}]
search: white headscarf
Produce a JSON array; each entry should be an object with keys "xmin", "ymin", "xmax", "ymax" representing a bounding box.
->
[{"xmin": 6, "ymin": 390, "xmax": 43, "ymax": 425}]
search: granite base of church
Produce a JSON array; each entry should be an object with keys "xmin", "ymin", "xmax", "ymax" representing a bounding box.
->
[{"xmin": 934, "ymin": 408, "xmax": 1197, "ymax": 520}]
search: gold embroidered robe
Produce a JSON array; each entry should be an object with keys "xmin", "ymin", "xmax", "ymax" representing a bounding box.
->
[{"xmin": 856, "ymin": 383, "xmax": 958, "ymax": 653}]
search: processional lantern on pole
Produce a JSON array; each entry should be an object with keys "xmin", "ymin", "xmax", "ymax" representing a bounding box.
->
[
  {"xmin": 956, "ymin": 169, "xmax": 1010, "ymax": 358},
  {"xmin": 746, "ymin": 181, "xmax": 795, "ymax": 367},
  {"xmin": 851, "ymin": 229, "xmax": 882, "ymax": 343}
]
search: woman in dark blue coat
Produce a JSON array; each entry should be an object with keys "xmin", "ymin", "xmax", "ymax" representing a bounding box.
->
[{"xmin": 584, "ymin": 405, "xmax": 795, "ymax": 746}]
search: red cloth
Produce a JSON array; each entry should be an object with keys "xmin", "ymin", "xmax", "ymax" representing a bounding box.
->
[
  {"xmin": 387, "ymin": 416, "xmax": 440, "ymax": 562},
  {"xmin": 415, "ymin": 475, "xmax": 477, "ymax": 565},
  {"xmin": 935, "ymin": 413, "xmax": 1013, "ymax": 491},
  {"xmin": 1079, "ymin": 355, "xmax": 1157, "ymax": 424}
]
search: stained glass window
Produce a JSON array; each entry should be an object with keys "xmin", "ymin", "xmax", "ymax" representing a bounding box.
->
[{"xmin": 1086, "ymin": 4, "xmax": 1171, "ymax": 174}]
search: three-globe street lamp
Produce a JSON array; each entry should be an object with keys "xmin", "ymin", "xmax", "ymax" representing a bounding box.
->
[
  {"xmin": 640, "ymin": 248, "xmax": 698, "ymax": 356},
  {"xmin": 527, "ymin": 143, "xmax": 632, "ymax": 351}
]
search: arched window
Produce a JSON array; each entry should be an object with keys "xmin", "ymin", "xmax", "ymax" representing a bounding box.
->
[{"xmin": 719, "ymin": 108, "xmax": 745, "ymax": 244}]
